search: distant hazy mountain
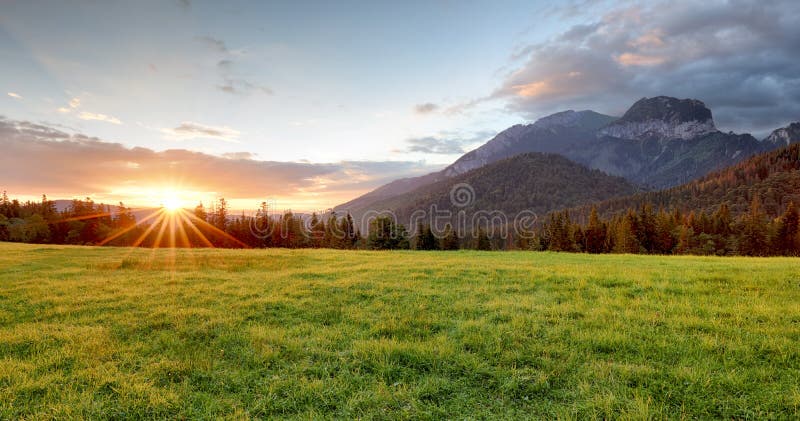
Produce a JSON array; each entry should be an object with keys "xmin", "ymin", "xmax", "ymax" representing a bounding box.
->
[
  {"xmin": 336, "ymin": 96, "xmax": 792, "ymax": 220},
  {"xmin": 343, "ymin": 152, "xmax": 638, "ymax": 231}
]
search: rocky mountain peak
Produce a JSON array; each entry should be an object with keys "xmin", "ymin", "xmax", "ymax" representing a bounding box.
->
[
  {"xmin": 598, "ymin": 96, "xmax": 716, "ymax": 141},
  {"xmin": 763, "ymin": 122, "xmax": 800, "ymax": 146}
]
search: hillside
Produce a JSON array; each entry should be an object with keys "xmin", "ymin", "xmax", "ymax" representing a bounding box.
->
[
  {"xmin": 340, "ymin": 152, "xmax": 639, "ymax": 230},
  {"xmin": 564, "ymin": 142, "xmax": 800, "ymax": 223}
]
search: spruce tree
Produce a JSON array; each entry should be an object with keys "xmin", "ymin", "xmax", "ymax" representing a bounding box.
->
[{"xmin": 739, "ymin": 196, "xmax": 768, "ymax": 256}]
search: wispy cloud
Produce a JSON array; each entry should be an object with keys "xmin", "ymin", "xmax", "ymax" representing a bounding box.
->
[
  {"xmin": 218, "ymin": 78, "xmax": 273, "ymax": 95},
  {"xmin": 57, "ymin": 97, "xmax": 82, "ymax": 114},
  {"xmin": 215, "ymin": 59, "xmax": 273, "ymax": 96},
  {"xmin": 78, "ymin": 112, "xmax": 122, "ymax": 125},
  {"xmin": 7, "ymin": 92, "xmax": 22, "ymax": 99},
  {"xmin": 413, "ymin": 103, "xmax": 439, "ymax": 114},
  {"xmin": 195, "ymin": 35, "xmax": 229, "ymax": 53},
  {"xmin": 222, "ymin": 151, "xmax": 257, "ymax": 160},
  {"xmin": 161, "ymin": 121, "xmax": 241, "ymax": 142}
]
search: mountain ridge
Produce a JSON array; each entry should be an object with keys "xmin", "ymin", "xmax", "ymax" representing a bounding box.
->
[{"xmin": 336, "ymin": 96, "xmax": 796, "ymax": 220}]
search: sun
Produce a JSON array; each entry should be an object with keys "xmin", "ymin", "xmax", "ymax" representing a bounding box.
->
[{"xmin": 161, "ymin": 195, "xmax": 182, "ymax": 212}]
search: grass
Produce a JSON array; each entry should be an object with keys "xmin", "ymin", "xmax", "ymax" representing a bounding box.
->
[{"xmin": 0, "ymin": 242, "xmax": 799, "ymax": 419}]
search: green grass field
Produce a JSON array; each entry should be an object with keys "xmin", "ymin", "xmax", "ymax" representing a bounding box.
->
[{"xmin": 1, "ymin": 242, "xmax": 798, "ymax": 419}]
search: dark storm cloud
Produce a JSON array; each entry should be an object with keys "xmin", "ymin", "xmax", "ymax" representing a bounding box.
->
[{"xmin": 486, "ymin": 0, "xmax": 800, "ymax": 134}]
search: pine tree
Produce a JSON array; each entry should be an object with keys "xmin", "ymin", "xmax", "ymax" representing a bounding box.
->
[
  {"xmin": 309, "ymin": 212, "xmax": 324, "ymax": 248},
  {"xmin": 653, "ymin": 209, "xmax": 675, "ymax": 254},
  {"xmin": 585, "ymin": 206, "xmax": 606, "ymax": 253},
  {"xmin": 367, "ymin": 216, "xmax": 409, "ymax": 250},
  {"xmin": 214, "ymin": 198, "xmax": 228, "ymax": 231},
  {"xmin": 194, "ymin": 202, "xmax": 208, "ymax": 222},
  {"xmin": 738, "ymin": 196, "xmax": 768, "ymax": 256},
  {"xmin": 638, "ymin": 203, "xmax": 656, "ymax": 252},
  {"xmin": 712, "ymin": 203, "xmax": 732, "ymax": 237},
  {"xmin": 441, "ymin": 224, "xmax": 460, "ymax": 250},
  {"xmin": 775, "ymin": 202, "xmax": 799, "ymax": 255},
  {"xmin": 675, "ymin": 224, "xmax": 694, "ymax": 254},
  {"xmin": 474, "ymin": 229, "xmax": 491, "ymax": 251},
  {"xmin": 338, "ymin": 213, "xmax": 358, "ymax": 249},
  {"xmin": 613, "ymin": 210, "xmax": 641, "ymax": 254},
  {"xmin": 415, "ymin": 223, "xmax": 438, "ymax": 250}
]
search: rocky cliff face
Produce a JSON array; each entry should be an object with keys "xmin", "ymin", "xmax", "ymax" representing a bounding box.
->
[
  {"xmin": 598, "ymin": 96, "xmax": 716, "ymax": 141},
  {"xmin": 763, "ymin": 122, "xmax": 800, "ymax": 146}
]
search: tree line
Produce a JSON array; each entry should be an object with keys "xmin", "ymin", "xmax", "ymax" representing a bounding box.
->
[
  {"xmin": 1, "ymin": 191, "xmax": 798, "ymax": 255},
  {"xmin": 527, "ymin": 198, "xmax": 799, "ymax": 256}
]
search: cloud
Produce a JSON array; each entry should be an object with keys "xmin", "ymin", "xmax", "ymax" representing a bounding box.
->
[
  {"xmin": 402, "ymin": 130, "xmax": 495, "ymax": 155},
  {"xmin": 7, "ymin": 92, "xmax": 22, "ymax": 99},
  {"xmin": 0, "ymin": 117, "xmax": 439, "ymax": 209},
  {"xmin": 413, "ymin": 103, "xmax": 439, "ymax": 114},
  {"xmin": 57, "ymin": 97, "xmax": 82, "ymax": 114},
  {"xmin": 197, "ymin": 38, "xmax": 273, "ymax": 96},
  {"xmin": 78, "ymin": 112, "xmax": 122, "ymax": 125},
  {"xmin": 218, "ymin": 78, "xmax": 273, "ymax": 95},
  {"xmin": 196, "ymin": 36, "xmax": 229, "ymax": 53},
  {"xmin": 405, "ymin": 137, "xmax": 466, "ymax": 154},
  {"xmin": 161, "ymin": 121, "xmax": 241, "ymax": 142},
  {"xmin": 473, "ymin": 0, "xmax": 800, "ymax": 134},
  {"xmin": 222, "ymin": 151, "xmax": 256, "ymax": 160},
  {"xmin": 215, "ymin": 59, "xmax": 273, "ymax": 96}
]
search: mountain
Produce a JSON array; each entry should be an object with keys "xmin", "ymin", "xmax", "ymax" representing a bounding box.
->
[
  {"xmin": 337, "ymin": 110, "xmax": 617, "ymax": 213},
  {"xmin": 596, "ymin": 96, "xmax": 715, "ymax": 141},
  {"xmin": 335, "ymin": 171, "xmax": 445, "ymax": 215},
  {"xmin": 337, "ymin": 96, "xmax": 788, "ymax": 219},
  {"xmin": 763, "ymin": 122, "xmax": 800, "ymax": 147},
  {"xmin": 443, "ymin": 110, "xmax": 616, "ymax": 176},
  {"xmin": 567, "ymin": 128, "xmax": 763, "ymax": 188},
  {"xmin": 342, "ymin": 152, "xmax": 638, "ymax": 231},
  {"xmin": 335, "ymin": 110, "xmax": 616, "ymax": 216},
  {"xmin": 570, "ymin": 96, "xmax": 766, "ymax": 188},
  {"xmin": 563, "ymin": 142, "xmax": 800, "ymax": 223}
]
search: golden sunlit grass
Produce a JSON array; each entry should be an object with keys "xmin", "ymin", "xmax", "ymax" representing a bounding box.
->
[{"xmin": 1, "ymin": 242, "xmax": 799, "ymax": 418}]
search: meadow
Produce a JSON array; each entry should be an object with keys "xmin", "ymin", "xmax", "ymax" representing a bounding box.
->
[{"xmin": 0, "ymin": 242, "xmax": 798, "ymax": 419}]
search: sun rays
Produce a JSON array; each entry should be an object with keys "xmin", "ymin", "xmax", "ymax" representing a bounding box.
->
[{"xmin": 96, "ymin": 205, "xmax": 249, "ymax": 249}]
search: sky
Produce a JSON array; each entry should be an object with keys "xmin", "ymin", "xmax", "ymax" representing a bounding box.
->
[{"xmin": 1, "ymin": 0, "xmax": 799, "ymax": 211}]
